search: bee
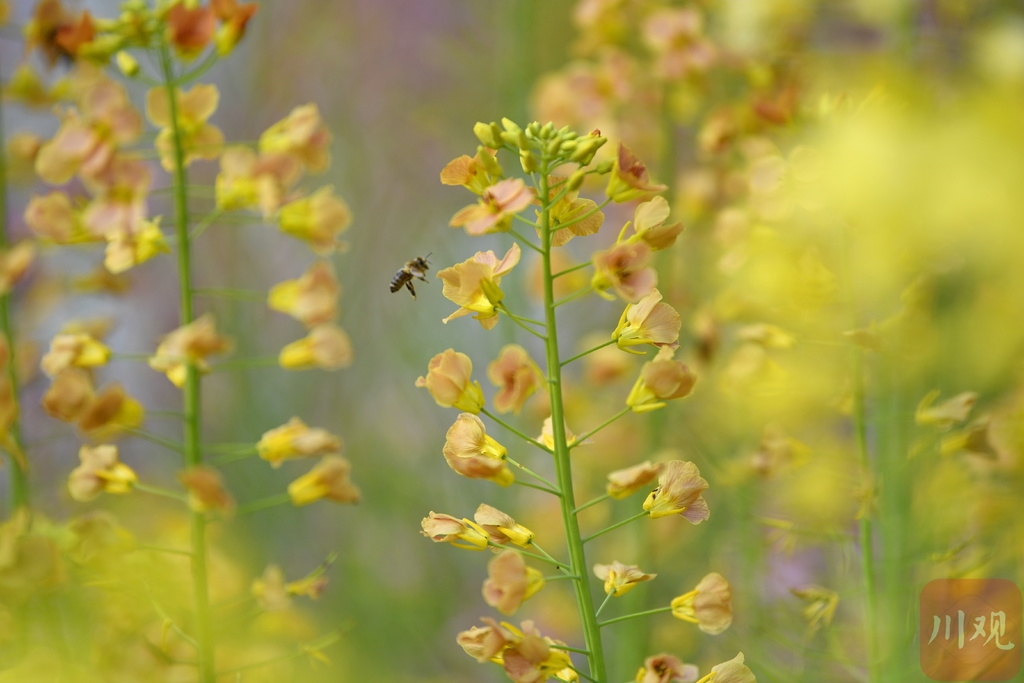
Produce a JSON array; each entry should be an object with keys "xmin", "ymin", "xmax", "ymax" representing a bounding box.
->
[{"xmin": 390, "ymin": 254, "xmax": 431, "ymax": 298}]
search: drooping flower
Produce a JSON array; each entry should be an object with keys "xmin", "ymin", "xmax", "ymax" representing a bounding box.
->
[
  {"xmin": 215, "ymin": 145, "xmax": 301, "ymax": 216},
  {"xmin": 695, "ymin": 653, "xmax": 756, "ymax": 683},
  {"xmin": 77, "ymin": 383, "xmax": 145, "ymax": 439},
  {"xmin": 68, "ymin": 444, "xmax": 136, "ymax": 501},
  {"xmin": 420, "ymin": 511, "xmax": 490, "ymax": 551},
  {"xmin": 277, "ymin": 186, "xmax": 352, "ymax": 254},
  {"xmin": 607, "ymin": 460, "xmax": 664, "ymax": 499},
  {"xmin": 487, "ymin": 344, "xmax": 543, "ymax": 414},
  {"xmin": 439, "ymin": 243, "xmax": 521, "ymax": 329},
  {"xmin": 627, "ymin": 347, "xmax": 697, "ymax": 413},
  {"xmin": 24, "ymin": 191, "xmax": 93, "ymax": 244},
  {"xmin": 483, "ymin": 550, "xmax": 545, "ymax": 615},
  {"xmin": 80, "ymin": 156, "xmax": 151, "ymax": 239},
  {"xmin": 612, "ymin": 289, "xmax": 681, "ymax": 353},
  {"xmin": 474, "ymin": 503, "xmax": 534, "ymax": 547},
  {"xmin": 103, "ymin": 219, "xmax": 170, "ymax": 274},
  {"xmin": 40, "ymin": 332, "xmax": 110, "ymax": 377},
  {"xmin": 606, "ymin": 144, "xmax": 667, "ymax": 203},
  {"xmin": 146, "ymin": 84, "xmax": 224, "ymax": 170},
  {"xmin": 457, "ymin": 617, "xmax": 514, "ymax": 663},
  {"xmin": 415, "ymin": 349, "xmax": 485, "ymax": 413},
  {"xmin": 165, "ymin": 2, "xmax": 216, "ymax": 60},
  {"xmin": 449, "ymin": 178, "xmax": 534, "ymax": 235},
  {"xmin": 42, "ymin": 368, "xmax": 94, "ymax": 422},
  {"xmin": 268, "ymin": 260, "xmax": 340, "ymax": 327},
  {"xmin": 258, "ymin": 104, "xmax": 332, "ymax": 174},
  {"xmin": 179, "ymin": 466, "xmax": 234, "ymax": 514},
  {"xmin": 671, "ymin": 572, "xmax": 733, "ymax": 634},
  {"xmin": 641, "ymin": 7, "xmax": 716, "ymax": 80},
  {"xmin": 538, "ymin": 415, "xmax": 578, "ymax": 450},
  {"xmin": 210, "ymin": 0, "xmax": 258, "ymax": 55},
  {"xmin": 629, "ymin": 196, "xmax": 684, "ymax": 251},
  {"xmin": 442, "ymin": 413, "xmax": 513, "ymax": 486},
  {"xmin": 501, "ymin": 621, "xmax": 575, "ymax": 683},
  {"xmin": 24, "ymin": 0, "xmax": 95, "ymax": 65},
  {"xmin": 594, "ymin": 560, "xmax": 657, "ymax": 597},
  {"xmin": 643, "ymin": 460, "xmax": 710, "ymax": 523},
  {"xmin": 278, "ymin": 323, "xmax": 352, "ymax": 370},
  {"xmin": 148, "ymin": 314, "xmax": 233, "ymax": 387},
  {"xmin": 287, "ymin": 455, "xmax": 360, "ymax": 506},
  {"xmin": 592, "ymin": 240, "xmax": 657, "ymax": 303},
  {"xmin": 636, "ymin": 653, "xmax": 699, "ymax": 683},
  {"xmin": 440, "ymin": 148, "xmax": 502, "ymax": 195},
  {"xmin": 257, "ymin": 417, "xmax": 342, "ymax": 468},
  {"xmin": 542, "ymin": 175, "xmax": 605, "ymax": 247}
]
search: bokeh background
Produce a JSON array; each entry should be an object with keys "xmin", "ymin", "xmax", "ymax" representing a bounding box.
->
[{"xmin": 2, "ymin": 1, "xmax": 1024, "ymax": 681}]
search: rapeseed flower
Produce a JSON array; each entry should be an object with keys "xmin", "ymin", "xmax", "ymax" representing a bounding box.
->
[
  {"xmin": 627, "ymin": 347, "xmax": 697, "ymax": 413},
  {"xmin": 439, "ymin": 243, "xmax": 521, "ymax": 329},
  {"xmin": 474, "ymin": 503, "xmax": 534, "ymax": 547},
  {"xmin": 77, "ymin": 383, "xmax": 144, "ymax": 438},
  {"xmin": 607, "ymin": 460, "xmax": 663, "ymax": 499},
  {"xmin": 483, "ymin": 550, "xmax": 544, "ymax": 615},
  {"xmin": 415, "ymin": 349, "xmax": 485, "ymax": 413},
  {"xmin": 287, "ymin": 455, "xmax": 360, "ymax": 506},
  {"xmin": 592, "ymin": 240, "xmax": 657, "ymax": 303},
  {"xmin": 277, "ymin": 186, "xmax": 352, "ymax": 254},
  {"xmin": 41, "ymin": 332, "xmax": 110, "ymax": 376},
  {"xmin": 694, "ymin": 653, "xmax": 755, "ymax": 683},
  {"xmin": 487, "ymin": 344, "xmax": 543, "ymax": 414},
  {"xmin": 68, "ymin": 444, "xmax": 136, "ymax": 501},
  {"xmin": 612, "ymin": 289, "xmax": 681, "ymax": 353},
  {"xmin": 146, "ymin": 84, "xmax": 224, "ymax": 170},
  {"xmin": 257, "ymin": 417, "xmax": 342, "ymax": 468},
  {"xmin": 643, "ymin": 460, "xmax": 710, "ymax": 522},
  {"xmin": 593, "ymin": 560, "xmax": 657, "ymax": 596},
  {"xmin": 259, "ymin": 103, "xmax": 332, "ymax": 174},
  {"xmin": 670, "ymin": 572, "xmax": 733, "ymax": 634},
  {"xmin": 420, "ymin": 512, "xmax": 490, "ymax": 551},
  {"xmin": 449, "ymin": 178, "xmax": 533, "ymax": 236},
  {"xmin": 606, "ymin": 144, "xmax": 666, "ymax": 203},
  {"xmin": 442, "ymin": 413, "xmax": 513, "ymax": 486},
  {"xmin": 149, "ymin": 314, "xmax": 233, "ymax": 387},
  {"xmin": 635, "ymin": 653, "xmax": 699, "ymax": 683},
  {"xmin": 278, "ymin": 323, "xmax": 352, "ymax": 370},
  {"xmin": 268, "ymin": 260, "xmax": 340, "ymax": 327}
]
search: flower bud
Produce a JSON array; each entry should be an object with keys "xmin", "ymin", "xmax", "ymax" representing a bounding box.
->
[
  {"xmin": 474, "ymin": 121, "xmax": 503, "ymax": 149},
  {"xmin": 569, "ymin": 133, "xmax": 607, "ymax": 165},
  {"xmin": 116, "ymin": 51, "xmax": 140, "ymax": 77},
  {"xmin": 566, "ymin": 169, "xmax": 587, "ymax": 192},
  {"xmin": 519, "ymin": 149, "xmax": 539, "ymax": 173}
]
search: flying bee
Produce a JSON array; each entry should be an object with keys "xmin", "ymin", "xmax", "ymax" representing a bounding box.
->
[{"xmin": 390, "ymin": 254, "xmax": 431, "ymax": 298}]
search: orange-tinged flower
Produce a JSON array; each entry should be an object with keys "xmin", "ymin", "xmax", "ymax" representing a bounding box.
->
[
  {"xmin": 415, "ymin": 349, "xmax": 485, "ymax": 413},
  {"xmin": 606, "ymin": 144, "xmax": 667, "ymax": 203},
  {"xmin": 179, "ymin": 466, "xmax": 234, "ymax": 514},
  {"xmin": 257, "ymin": 417, "xmax": 342, "ymax": 468},
  {"xmin": 483, "ymin": 550, "xmax": 544, "ymax": 615},
  {"xmin": 487, "ymin": 344, "xmax": 543, "ymax": 414},
  {"xmin": 287, "ymin": 455, "xmax": 360, "ymax": 506},
  {"xmin": 278, "ymin": 323, "xmax": 353, "ymax": 370},
  {"xmin": 629, "ymin": 196, "xmax": 684, "ymax": 250},
  {"xmin": 24, "ymin": 0, "xmax": 94, "ymax": 65},
  {"xmin": 474, "ymin": 503, "xmax": 534, "ymax": 547},
  {"xmin": 594, "ymin": 560, "xmax": 657, "ymax": 597},
  {"xmin": 642, "ymin": 7, "xmax": 716, "ymax": 80},
  {"xmin": 440, "ymin": 243, "xmax": 521, "ymax": 329},
  {"xmin": 627, "ymin": 347, "xmax": 697, "ymax": 413},
  {"xmin": 696, "ymin": 653, "xmax": 755, "ymax": 683},
  {"xmin": 501, "ymin": 621, "xmax": 575, "ymax": 683},
  {"xmin": 542, "ymin": 175, "xmax": 605, "ymax": 247},
  {"xmin": 77, "ymin": 383, "xmax": 144, "ymax": 438},
  {"xmin": 449, "ymin": 178, "xmax": 534, "ymax": 235},
  {"xmin": 442, "ymin": 413, "xmax": 513, "ymax": 486},
  {"xmin": 210, "ymin": 0, "xmax": 258, "ymax": 55},
  {"xmin": 165, "ymin": 3, "xmax": 215, "ymax": 60},
  {"xmin": 80, "ymin": 157, "xmax": 151, "ymax": 239},
  {"xmin": 607, "ymin": 460, "xmax": 663, "ymax": 499},
  {"xmin": 41, "ymin": 332, "xmax": 110, "ymax": 377},
  {"xmin": 146, "ymin": 84, "xmax": 225, "ymax": 170},
  {"xmin": 420, "ymin": 511, "xmax": 490, "ymax": 551},
  {"xmin": 68, "ymin": 444, "xmax": 136, "ymax": 501},
  {"xmin": 268, "ymin": 260, "xmax": 340, "ymax": 327},
  {"xmin": 103, "ymin": 219, "xmax": 170, "ymax": 274},
  {"xmin": 592, "ymin": 240, "xmax": 657, "ymax": 303},
  {"xmin": 259, "ymin": 104, "xmax": 332, "ymax": 174},
  {"xmin": 671, "ymin": 572, "xmax": 732, "ymax": 634},
  {"xmin": 0, "ymin": 242, "xmax": 35, "ymax": 295},
  {"xmin": 278, "ymin": 186, "xmax": 352, "ymax": 254},
  {"xmin": 42, "ymin": 368, "xmax": 94, "ymax": 422},
  {"xmin": 457, "ymin": 617, "xmax": 514, "ymax": 663},
  {"xmin": 215, "ymin": 146, "xmax": 301, "ymax": 216},
  {"xmin": 149, "ymin": 314, "xmax": 233, "ymax": 387},
  {"xmin": 440, "ymin": 149, "xmax": 502, "ymax": 195},
  {"xmin": 24, "ymin": 191, "xmax": 93, "ymax": 244},
  {"xmin": 612, "ymin": 289, "xmax": 680, "ymax": 353},
  {"xmin": 636, "ymin": 653, "xmax": 699, "ymax": 683},
  {"xmin": 643, "ymin": 460, "xmax": 709, "ymax": 522}
]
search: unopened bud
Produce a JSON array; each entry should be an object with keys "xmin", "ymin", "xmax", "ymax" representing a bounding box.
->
[
  {"xmin": 474, "ymin": 122, "xmax": 503, "ymax": 149},
  {"xmin": 569, "ymin": 134, "xmax": 607, "ymax": 165},
  {"xmin": 566, "ymin": 169, "xmax": 587, "ymax": 192},
  {"xmin": 116, "ymin": 51, "xmax": 140, "ymax": 77},
  {"xmin": 545, "ymin": 138, "xmax": 563, "ymax": 157},
  {"xmin": 540, "ymin": 121, "xmax": 555, "ymax": 138},
  {"xmin": 476, "ymin": 146, "xmax": 503, "ymax": 176},
  {"xmin": 594, "ymin": 160, "xmax": 614, "ymax": 174},
  {"xmin": 519, "ymin": 149, "xmax": 539, "ymax": 174}
]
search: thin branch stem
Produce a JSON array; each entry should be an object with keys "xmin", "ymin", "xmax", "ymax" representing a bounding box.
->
[
  {"xmin": 236, "ymin": 492, "xmax": 293, "ymax": 515},
  {"xmin": 598, "ymin": 605, "xmax": 672, "ymax": 628},
  {"xmin": 561, "ymin": 339, "xmax": 616, "ymax": 367},
  {"xmin": 553, "ymin": 285, "xmax": 595, "ymax": 309},
  {"xmin": 480, "ymin": 407, "xmax": 551, "ymax": 453},
  {"xmin": 574, "ymin": 493, "xmax": 611, "ymax": 515},
  {"xmin": 582, "ymin": 510, "xmax": 650, "ymax": 544},
  {"xmin": 573, "ymin": 407, "xmax": 631, "ymax": 447}
]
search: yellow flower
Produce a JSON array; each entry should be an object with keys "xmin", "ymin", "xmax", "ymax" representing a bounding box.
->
[
  {"xmin": 606, "ymin": 144, "xmax": 667, "ymax": 203},
  {"xmin": 179, "ymin": 466, "xmax": 234, "ymax": 514},
  {"xmin": 420, "ymin": 511, "xmax": 490, "ymax": 551},
  {"xmin": 278, "ymin": 323, "xmax": 353, "ymax": 370},
  {"xmin": 287, "ymin": 455, "xmax": 360, "ymax": 506},
  {"xmin": 500, "ymin": 620, "xmax": 574, "ymax": 683},
  {"xmin": 149, "ymin": 314, "xmax": 233, "ymax": 387},
  {"xmin": 104, "ymin": 219, "xmax": 170, "ymax": 274},
  {"xmin": 268, "ymin": 260, "xmax": 340, "ymax": 328},
  {"xmin": 538, "ymin": 415, "xmax": 578, "ymax": 450},
  {"xmin": 449, "ymin": 178, "xmax": 534, "ymax": 235},
  {"xmin": 0, "ymin": 241, "xmax": 35, "ymax": 295},
  {"xmin": 41, "ymin": 332, "xmax": 111, "ymax": 377},
  {"xmin": 24, "ymin": 191, "xmax": 93, "ymax": 245},
  {"xmin": 594, "ymin": 560, "xmax": 657, "ymax": 597},
  {"xmin": 439, "ymin": 243, "xmax": 521, "ymax": 329},
  {"xmin": 215, "ymin": 145, "xmax": 300, "ymax": 216},
  {"xmin": 457, "ymin": 617, "xmax": 514, "ymax": 663},
  {"xmin": 277, "ymin": 186, "xmax": 352, "ymax": 254},
  {"xmin": 474, "ymin": 503, "xmax": 534, "ymax": 547},
  {"xmin": 643, "ymin": 460, "xmax": 710, "ymax": 522},
  {"xmin": 146, "ymin": 84, "xmax": 224, "ymax": 170},
  {"xmin": 607, "ymin": 460, "xmax": 663, "ymax": 499},
  {"xmin": 541, "ymin": 175, "xmax": 605, "ymax": 247},
  {"xmin": 671, "ymin": 572, "xmax": 733, "ymax": 634},
  {"xmin": 612, "ymin": 289, "xmax": 681, "ymax": 353},
  {"xmin": 80, "ymin": 157, "xmax": 151, "ymax": 239},
  {"xmin": 415, "ymin": 349, "xmax": 485, "ymax": 413},
  {"xmin": 627, "ymin": 347, "xmax": 697, "ymax": 413},
  {"xmin": 257, "ymin": 417, "xmax": 342, "ymax": 468},
  {"xmin": 442, "ymin": 413, "xmax": 513, "ymax": 486},
  {"xmin": 592, "ymin": 241, "xmax": 657, "ymax": 303},
  {"xmin": 440, "ymin": 148, "xmax": 502, "ymax": 195},
  {"xmin": 483, "ymin": 550, "xmax": 545, "ymax": 615},
  {"xmin": 487, "ymin": 344, "xmax": 543, "ymax": 414},
  {"xmin": 259, "ymin": 103, "xmax": 332, "ymax": 174},
  {"xmin": 636, "ymin": 653, "xmax": 699, "ymax": 683},
  {"xmin": 77, "ymin": 383, "xmax": 145, "ymax": 439},
  {"xmin": 694, "ymin": 653, "xmax": 755, "ymax": 683},
  {"xmin": 68, "ymin": 444, "xmax": 136, "ymax": 501},
  {"xmin": 628, "ymin": 196, "xmax": 684, "ymax": 251},
  {"xmin": 42, "ymin": 368, "xmax": 94, "ymax": 422},
  {"xmin": 915, "ymin": 389, "xmax": 977, "ymax": 429}
]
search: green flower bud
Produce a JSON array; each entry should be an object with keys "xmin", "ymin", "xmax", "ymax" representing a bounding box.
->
[
  {"xmin": 519, "ymin": 149, "xmax": 539, "ymax": 174},
  {"xmin": 566, "ymin": 169, "xmax": 587, "ymax": 192},
  {"xmin": 474, "ymin": 122, "xmax": 503, "ymax": 149},
  {"xmin": 116, "ymin": 51, "xmax": 140, "ymax": 78},
  {"xmin": 476, "ymin": 146, "xmax": 503, "ymax": 177},
  {"xmin": 594, "ymin": 160, "xmax": 614, "ymax": 174},
  {"xmin": 569, "ymin": 134, "xmax": 607, "ymax": 165},
  {"xmin": 545, "ymin": 138, "xmax": 563, "ymax": 157}
]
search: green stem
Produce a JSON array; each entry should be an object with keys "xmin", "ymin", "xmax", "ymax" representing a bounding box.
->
[
  {"xmin": 236, "ymin": 492, "xmax": 292, "ymax": 515},
  {"xmin": 598, "ymin": 605, "xmax": 672, "ymax": 628},
  {"xmin": 553, "ymin": 285, "xmax": 595, "ymax": 309},
  {"xmin": 594, "ymin": 591, "xmax": 613, "ymax": 617},
  {"xmin": 159, "ymin": 42, "xmax": 215, "ymax": 683},
  {"xmin": 512, "ymin": 479, "xmax": 561, "ymax": 496},
  {"xmin": 480, "ymin": 407, "xmax": 550, "ymax": 453},
  {"xmin": 574, "ymin": 493, "xmax": 611, "ymax": 515},
  {"xmin": 505, "ymin": 456, "xmax": 559, "ymax": 492},
  {"xmin": 133, "ymin": 481, "xmax": 189, "ymax": 503},
  {"xmin": 853, "ymin": 348, "xmax": 880, "ymax": 683},
  {"xmin": 497, "ymin": 305, "xmax": 548, "ymax": 340},
  {"xmin": 574, "ymin": 407, "xmax": 631, "ymax": 447},
  {"xmin": 582, "ymin": 510, "xmax": 650, "ymax": 544},
  {"xmin": 213, "ymin": 357, "xmax": 280, "ymax": 370},
  {"xmin": 488, "ymin": 542, "xmax": 569, "ymax": 571},
  {"xmin": 560, "ymin": 339, "xmax": 616, "ymax": 368},
  {"xmin": 530, "ymin": 542, "xmax": 571, "ymax": 573},
  {"xmin": 553, "ymin": 261, "xmax": 592, "ymax": 280},
  {"xmin": 538, "ymin": 169, "xmax": 607, "ymax": 682},
  {"xmin": 508, "ymin": 225, "xmax": 543, "ymax": 253},
  {"xmin": 124, "ymin": 427, "xmax": 184, "ymax": 453}
]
